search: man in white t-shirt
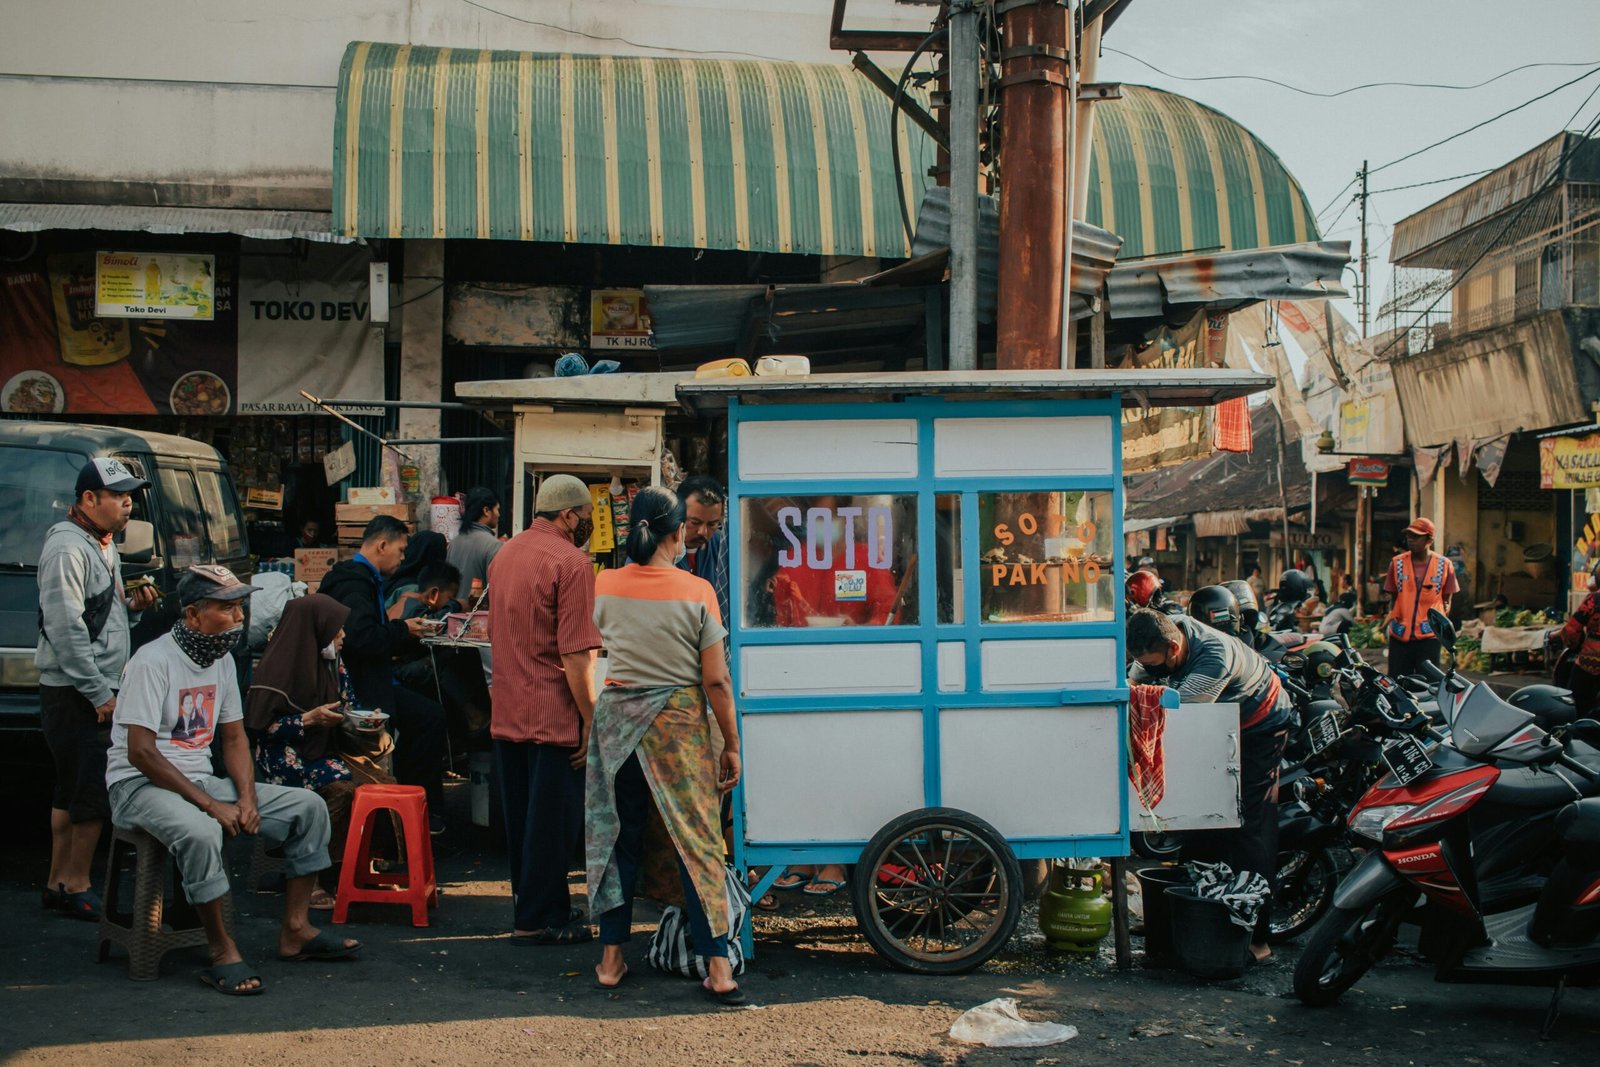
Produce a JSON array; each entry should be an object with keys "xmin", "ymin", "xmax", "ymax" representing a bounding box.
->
[{"xmin": 107, "ymin": 565, "xmax": 360, "ymax": 995}]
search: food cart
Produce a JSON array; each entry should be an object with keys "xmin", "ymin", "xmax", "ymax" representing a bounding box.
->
[{"xmin": 457, "ymin": 367, "xmax": 1267, "ymax": 969}]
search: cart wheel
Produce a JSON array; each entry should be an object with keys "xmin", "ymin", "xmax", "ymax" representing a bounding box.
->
[{"xmin": 850, "ymin": 807, "xmax": 1023, "ymax": 975}]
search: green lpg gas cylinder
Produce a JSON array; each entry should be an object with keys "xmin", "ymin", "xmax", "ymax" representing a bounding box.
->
[{"xmin": 1037, "ymin": 863, "xmax": 1113, "ymax": 953}]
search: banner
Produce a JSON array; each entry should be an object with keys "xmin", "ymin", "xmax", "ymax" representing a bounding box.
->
[
  {"xmin": 236, "ymin": 239, "xmax": 383, "ymax": 414},
  {"xmin": 1413, "ymin": 443, "xmax": 1451, "ymax": 488},
  {"xmin": 1474, "ymin": 434, "xmax": 1511, "ymax": 488},
  {"xmin": 1540, "ymin": 434, "xmax": 1600, "ymax": 490},
  {"xmin": 589, "ymin": 289, "xmax": 654, "ymax": 350},
  {"xmin": 1347, "ymin": 458, "xmax": 1390, "ymax": 488},
  {"xmin": 95, "ymin": 251, "xmax": 215, "ymax": 320}
]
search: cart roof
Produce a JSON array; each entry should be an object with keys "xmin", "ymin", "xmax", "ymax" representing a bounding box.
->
[
  {"xmin": 455, "ymin": 372, "xmax": 693, "ymax": 408},
  {"xmin": 676, "ymin": 369, "xmax": 1273, "ymax": 415}
]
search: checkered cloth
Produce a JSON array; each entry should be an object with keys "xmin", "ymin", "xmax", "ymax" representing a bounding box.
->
[
  {"xmin": 1128, "ymin": 683, "xmax": 1168, "ymax": 811},
  {"xmin": 1212, "ymin": 396, "xmax": 1253, "ymax": 453}
]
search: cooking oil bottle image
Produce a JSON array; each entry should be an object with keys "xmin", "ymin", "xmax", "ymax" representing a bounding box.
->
[{"xmin": 144, "ymin": 259, "xmax": 162, "ymax": 304}]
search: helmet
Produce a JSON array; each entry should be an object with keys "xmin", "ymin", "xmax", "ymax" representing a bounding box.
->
[
  {"xmin": 1277, "ymin": 568, "xmax": 1314, "ymax": 603},
  {"xmin": 1301, "ymin": 641, "xmax": 1344, "ymax": 682},
  {"xmin": 1222, "ymin": 579, "xmax": 1260, "ymax": 632},
  {"xmin": 1188, "ymin": 585, "xmax": 1241, "ymax": 636},
  {"xmin": 1126, "ymin": 570, "xmax": 1164, "ymax": 609}
]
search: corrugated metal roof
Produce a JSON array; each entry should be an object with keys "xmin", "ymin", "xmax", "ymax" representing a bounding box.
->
[
  {"xmin": 0, "ymin": 202, "xmax": 348, "ymax": 242},
  {"xmin": 1085, "ymin": 85, "xmax": 1320, "ymax": 259},
  {"xmin": 1126, "ymin": 403, "xmax": 1310, "ymax": 520},
  {"xmin": 1390, "ymin": 132, "xmax": 1600, "ymax": 266},
  {"xmin": 644, "ymin": 282, "xmax": 935, "ymax": 355},
  {"xmin": 1105, "ymin": 241, "xmax": 1349, "ymax": 319},
  {"xmin": 332, "ymin": 42, "xmax": 934, "ymax": 257}
]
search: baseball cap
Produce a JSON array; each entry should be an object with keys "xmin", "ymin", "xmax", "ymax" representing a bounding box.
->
[
  {"xmin": 1403, "ymin": 517, "xmax": 1436, "ymax": 537},
  {"xmin": 75, "ymin": 457, "xmax": 149, "ymax": 496},
  {"xmin": 177, "ymin": 564, "xmax": 259, "ymax": 607},
  {"xmin": 535, "ymin": 474, "xmax": 591, "ymax": 513}
]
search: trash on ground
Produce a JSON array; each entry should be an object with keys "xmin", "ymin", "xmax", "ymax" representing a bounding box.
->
[{"xmin": 948, "ymin": 998, "xmax": 1079, "ymax": 1048}]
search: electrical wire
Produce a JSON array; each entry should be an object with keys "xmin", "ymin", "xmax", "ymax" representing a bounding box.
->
[
  {"xmin": 890, "ymin": 26, "xmax": 948, "ymax": 246},
  {"xmin": 1102, "ymin": 49, "xmax": 1600, "ymax": 99},
  {"xmin": 459, "ymin": 0, "xmax": 801, "ymax": 63},
  {"xmin": 1365, "ymin": 170, "xmax": 1493, "ymax": 195}
]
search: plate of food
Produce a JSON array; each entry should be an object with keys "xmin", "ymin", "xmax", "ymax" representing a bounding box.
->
[
  {"xmin": 169, "ymin": 371, "xmax": 230, "ymax": 415},
  {"xmin": 2, "ymin": 370, "xmax": 66, "ymax": 414},
  {"xmin": 344, "ymin": 707, "xmax": 390, "ymax": 735}
]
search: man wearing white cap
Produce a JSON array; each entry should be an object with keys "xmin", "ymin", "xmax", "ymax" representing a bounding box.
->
[{"xmin": 489, "ymin": 474, "xmax": 603, "ymax": 945}]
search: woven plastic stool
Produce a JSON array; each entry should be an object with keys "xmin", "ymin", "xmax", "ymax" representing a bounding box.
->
[
  {"xmin": 97, "ymin": 826, "xmax": 233, "ymax": 981},
  {"xmin": 332, "ymin": 784, "xmax": 437, "ymax": 927}
]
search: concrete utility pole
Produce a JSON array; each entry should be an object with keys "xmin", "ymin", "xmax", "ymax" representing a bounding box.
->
[
  {"xmin": 1358, "ymin": 159, "xmax": 1370, "ymax": 339},
  {"xmin": 996, "ymin": 0, "xmax": 1071, "ymax": 369},
  {"xmin": 948, "ymin": 1, "xmax": 981, "ymax": 371}
]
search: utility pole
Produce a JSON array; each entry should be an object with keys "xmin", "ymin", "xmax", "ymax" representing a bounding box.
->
[
  {"xmin": 1358, "ymin": 159, "xmax": 1370, "ymax": 339},
  {"xmin": 948, "ymin": 1, "xmax": 980, "ymax": 370}
]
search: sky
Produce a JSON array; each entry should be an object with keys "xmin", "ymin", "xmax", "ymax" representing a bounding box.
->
[{"xmin": 1093, "ymin": 0, "xmax": 1600, "ymax": 335}]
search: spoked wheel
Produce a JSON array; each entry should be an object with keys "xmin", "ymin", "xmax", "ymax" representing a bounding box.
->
[
  {"xmin": 1293, "ymin": 892, "xmax": 1408, "ymax": 1006},
  {"xmin": 1131, "ymin": 829, "xmax": 1185, "ymax": 862},
  {"xmin": 1268, "ymin": 848, "xmax": 1341, "ymax": 944},
  {"xmin": 850, "ymin": 807, "xmax": 1022, "ymax": 975}
]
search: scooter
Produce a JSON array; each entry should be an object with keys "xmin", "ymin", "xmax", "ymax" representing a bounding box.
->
[{"xmin": 1294, "ymin": 609, "xmax": 1600, "ymax": 1034}]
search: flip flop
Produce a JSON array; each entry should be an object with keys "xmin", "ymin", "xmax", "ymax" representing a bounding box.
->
[
  {"xmin": 199, "ymin": 960, "xmax": 264, "ymax": 996},
  {"xmin": 594, "ymin": 964, "xmax": 629, "ymax": 991},
  {"xmin": 802, "ymin": 878, "xmax": 847, "ymax": 898},
  {"xmin": 701, "ymin": 978, "xmax": 747, "ymax": 1006},
  {"xmin": 41, "ymin": 885, "xmax": 65, "ymax": 911},
  {"xmin": 61, "ymin": 888, "xmax": 103, "ymax": 922},
  {"xmin": 511, "ymin": 920, "xmax": 593, "ymax": 946},
  {"xmin": 309, "ymin": 889, "xmax": 337, "ymax": 911},
  {"xmin": 752, "ymin": 891, "xmax": 779, "ymax": 913},
  {"xmin": 278, "ymin": 931, "xmax": 361, "ymax": 962},
  {"xmin": 771, "ymin": 873, "xmax": 809, "ymax": 892}
]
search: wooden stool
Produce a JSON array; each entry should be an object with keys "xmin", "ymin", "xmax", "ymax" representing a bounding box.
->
[
  {"xmin": 332, "ymin": 784, "xmax": 437, "ymax": 927},
  {"xmin": 97, "ymin": 826, "xmax": 233, "ymax": 981}
]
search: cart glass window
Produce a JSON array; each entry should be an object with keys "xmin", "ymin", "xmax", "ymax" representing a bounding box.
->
[
  {"xmin": 978, "ymin": 491, "xmax": 1115, "ymax": 622},
  {"xmin": 740, "ymin": 494, "xmax": 918, "ymax": 628},
  {"xmin": 936, "ymin": 493, "xmax": 963, "ymax": 624}
]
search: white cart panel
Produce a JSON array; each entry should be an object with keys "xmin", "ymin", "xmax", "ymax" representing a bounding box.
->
[
  {"xmin": 1134, "ymin": 702, "xmax": 1242, "ymax": 832},
  {"xmin": 939, "ymin": 706, "xmax": 1123, "ymax": 838},
  {"xmin": 937, "ymin": 642, "xmax": 966, "ymax": 692},
  {"xmin": 737, "ymin": 419, "xmax": 919, "ymax": 481},
  {"xmin": 933, "ymin": 416, "xmax": 1113, "ymax": 477},
  {"xmin": 742, "ymin": 710, "xmax": 925, "ymax": 843},
  {"xmin": 978, "ymin": 638, "xmax": 1118, "ymax": 692},
  {"xmin": 740, "ymin": 643, "xmax": 922, "ymax": 696}
]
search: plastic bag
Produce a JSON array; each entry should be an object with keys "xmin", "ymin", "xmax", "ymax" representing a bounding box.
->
[
  {"xmin": 247, "ymin": 571, "xmax": 296, "ymax": 653},
  {"xmin": 948, "ymin": 998, "xmax": 1078, "ymax": 1048}
]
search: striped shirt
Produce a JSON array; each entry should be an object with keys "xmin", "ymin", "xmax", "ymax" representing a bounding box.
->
[
  {"xmin": 1130, "ymin": 616, "xmax": 1292, "ymax": 733},
  {"xmin": 594, "ymin": 565, "xmax": 727, "ymax": 689},
  {"xmin": 487, "ymin": 519, "xmax": 602, "ymax": 745}
]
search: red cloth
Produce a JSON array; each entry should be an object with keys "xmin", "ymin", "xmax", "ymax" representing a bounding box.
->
[
  {"xmin": 1128, "ymin": 683, "xmax": 1168, "ymax": 811},
  {"xmin": 1212, "ymin": 396, "xmax": 1253, "ymax": 453},
  {"xmin": 486, "ymin": 518, "xmax": 602, "ymax": 745}
]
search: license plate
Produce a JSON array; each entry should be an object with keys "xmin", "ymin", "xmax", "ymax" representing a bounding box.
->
[
  {"xmin": 1306, "ymin": 711, "xmax": 1342, "ymax": 754},
  {"xmin": 1382, "ymin": 736, "xmax": 1432, "ymax": 785}
]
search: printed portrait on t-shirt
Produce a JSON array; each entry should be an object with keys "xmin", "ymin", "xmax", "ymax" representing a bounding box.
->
[{"xmin": 171, "ymin": 685, "xmax": 217, "ymax": 748}]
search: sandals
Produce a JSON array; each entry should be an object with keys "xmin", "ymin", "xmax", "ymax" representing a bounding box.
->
[
  {"xmin": 802, "ymin": 878, "xmax": 847, "ymax": 898},
  {"xmin": 61, "ymin": 888, "xmax": 103, "ymax": 921},
  {"xmin": 41, "ymin": 885, "xmax": 65, "ymax": 911},
  {"xmin": 199, "ymin": 961, "xmax": 264, "ymax": 996},
  {"xmin": 594, "ymin": 964, "xmax": 629, "ymax": 991},
  {"xmin": 278, "ymin": 931, "xmax": 361, "ymax": 962},
  {"xmin": 771, "ymin": 873, "xmax": 809, "ymax": 892},
  {"xmin": 701, "ymin": 977, "xmax": 747, "ymax": 1006},
  {"xmin": 752, "ymin": 891, "xmax": 779, "ymax": 912},
  {"xmin": 309, "ymin": 888, "xmax": 337, "ymax": 911},
  {"xmin": 510, "ymin": 920, "xmax": 593, "ymax": 946}
]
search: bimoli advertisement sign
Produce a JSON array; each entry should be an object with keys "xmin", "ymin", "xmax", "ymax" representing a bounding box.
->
[
  {"xmin": 95, "ymin": 251, "xmax": 216, "ymax": 320},
  {"xmin": 1540, "ymin": 434, "xmax": 1600, "ymax": 490}
]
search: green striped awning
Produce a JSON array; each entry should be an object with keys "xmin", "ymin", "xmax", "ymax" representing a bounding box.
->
[
  {"xmin": 333, "ymin": 42, "xmax": 934, "ymax": 257},
  {"xmin": 1085, "ymin": 85, "xmax": 1319, "ymax": 259}
]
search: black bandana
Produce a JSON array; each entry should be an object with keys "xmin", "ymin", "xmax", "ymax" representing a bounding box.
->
[{"xmin": 172, "ymin": 620, "xmax": 240, "ymax": 668}]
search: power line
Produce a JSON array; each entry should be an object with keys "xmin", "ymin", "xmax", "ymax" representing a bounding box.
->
[
  {"xmin": 458, "ymin": 0, "xmax": 802, "ymax": 63},
  {"xmin": 1102, "ymin": 49, "xmax": 1600, "ymax": 99},
  {"xmin": 1366, "ymin": 170, "xmax": 1493, "ymax": 195}
]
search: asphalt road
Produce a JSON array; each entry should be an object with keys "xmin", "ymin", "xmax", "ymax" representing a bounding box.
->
[{"xmin": 1, "ymin": 781, "xmax": 1595, "ymax": 1066}]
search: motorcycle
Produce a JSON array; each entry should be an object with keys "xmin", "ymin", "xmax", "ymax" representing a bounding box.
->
[{"xmin": 1294, "ymin": 609, "xmax": 1600, "ymax": 1034}]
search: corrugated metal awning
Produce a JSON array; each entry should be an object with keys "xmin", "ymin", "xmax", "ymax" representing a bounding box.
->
[
  {"xmin": 0, "ymin": 202, "xmax": 350, "ymax": 242},
  {"xmin": 1084, "ymin": 85, "xmax": 1320, "ymax": 259},
  {"xmin": 1105, "ymin": 241, "xmax": 1350, "ymax": 320},
  {"xmin": 332, "ymin": 42, "xmax": 933, "ymax": 257}
]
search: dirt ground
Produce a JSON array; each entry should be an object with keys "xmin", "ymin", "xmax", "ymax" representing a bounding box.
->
[{"xmin": 1, "ymin": 781, "xmax": 1595, "ymax": 1066}]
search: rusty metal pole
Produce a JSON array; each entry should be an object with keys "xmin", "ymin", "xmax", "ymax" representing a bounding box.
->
[{"xmin": 996, "ymin": 0, "xmax": 1070, "ymax": 369}]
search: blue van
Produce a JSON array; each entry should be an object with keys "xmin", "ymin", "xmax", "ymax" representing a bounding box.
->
[{"xmin": 0, "ymin": 422, "xmax": 251, "ymax": 770}]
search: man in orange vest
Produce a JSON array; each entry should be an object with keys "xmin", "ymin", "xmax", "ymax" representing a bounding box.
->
[{"xmin": 1384, "ymin": 517, "xmax": 1458, "ymax": 677}]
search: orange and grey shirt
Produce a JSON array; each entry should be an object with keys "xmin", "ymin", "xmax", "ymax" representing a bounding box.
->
[{"xmin": 594, "ymin": 564, "xmax": 727, "ymax": 689}]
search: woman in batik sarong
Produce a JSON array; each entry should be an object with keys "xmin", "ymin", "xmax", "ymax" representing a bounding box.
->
[{"xmin": 585, "ymin": 486, "xmax": 743, "ymax": 1004}]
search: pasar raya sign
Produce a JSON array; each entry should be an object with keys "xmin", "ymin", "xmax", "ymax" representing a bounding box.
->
[{"xmin": 1540, "ymin": 435, "xmax": 1600, "ymax": 489}]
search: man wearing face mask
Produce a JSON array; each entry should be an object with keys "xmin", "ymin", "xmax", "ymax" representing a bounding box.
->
[
  {"xmin": 488, "ymin": 474, "xmax": 603, "ymax": 945},
  {"xmin": 107, "ymin": 565, "xmax": 358, "ymax": 995},
  {"xmin": 1126, "ymin": 607, "xmax": 1293, "ymax": 963}
]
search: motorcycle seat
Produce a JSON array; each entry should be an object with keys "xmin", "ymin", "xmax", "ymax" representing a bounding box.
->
[
  {"xmin": 1487, "ymin": 760, "xmax": 1599, "ymax": 807},
  {"xmin": 1558, "ymin": 798, "xmax": 1600, "ymax": 845}
]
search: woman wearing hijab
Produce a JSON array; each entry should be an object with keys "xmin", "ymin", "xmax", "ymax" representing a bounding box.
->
[
  {"xmin": 585, "ymin": 486, "xmax": 744, "ymax": 1004},
  {"xmin": 385, "ymin": 531, "xmax": 448, "ymax": 613},
  {"xmin": 245, "ymin": 594, "xmax": 388, "ymax": 908}
]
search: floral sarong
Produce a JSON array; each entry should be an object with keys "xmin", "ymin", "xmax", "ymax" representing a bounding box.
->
[{"xmin": 584, "ymin": 684, "xmax": 728, "ymax": 939}]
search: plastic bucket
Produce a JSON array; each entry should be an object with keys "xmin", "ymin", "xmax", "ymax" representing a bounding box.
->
[
  {"xmin": 432, "ymin": 496, "xmax": 463, "ymax": 542},
  {"xmin": 1164, "ymin": 886, "xmax": 1252, "ymax": 979},
  {"xmin": 1134, "ymin": 866, "xmax": 1190, "ymax": 960}
]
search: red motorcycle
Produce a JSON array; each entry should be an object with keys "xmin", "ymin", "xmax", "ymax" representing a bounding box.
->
[{"xmin": 1294, "ymin": 611, "xmax": 1600, "ymax": 1034}]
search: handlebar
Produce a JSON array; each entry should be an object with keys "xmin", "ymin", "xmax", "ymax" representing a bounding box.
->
[
  {"xmin": 1419, "ymin": 660, "xmax": 1447, "ymax": 682},
  {"xmin": 1559, "ymin": 753, "xmax": 1600, "ymax": 782}
]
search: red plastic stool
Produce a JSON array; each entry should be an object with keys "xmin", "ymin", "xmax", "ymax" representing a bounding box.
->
[{"xmin": 332, "ymin": 784, "xmax": 438, "ymax": 927}]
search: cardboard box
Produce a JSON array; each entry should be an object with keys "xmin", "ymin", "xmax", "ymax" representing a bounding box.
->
[
  {"xmin": 335, "ymin": 502, "xmax": 416, "ymax": 523},
  {"xmin": 349, "ymin": 486, "xmax": 398, "ymax": 506},
  {"xmin": 294, "ymin": 548, "xmax": 337, "ymax": 582},
  {"xmin": 302, "ymin": 580, "xmax": 320, "ymax": 595}
]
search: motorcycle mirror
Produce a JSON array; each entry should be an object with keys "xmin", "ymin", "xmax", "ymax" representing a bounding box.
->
[
  {"xmin": 1427, "ymin": 608, "xmax": 1457, "ymax": 651},
  {"xmin": 1282, "ymin": 652, "xmax": 1307, "ymax": 671}
]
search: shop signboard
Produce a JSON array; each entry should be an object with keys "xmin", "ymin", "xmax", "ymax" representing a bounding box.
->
[
  {"xmin": 445, "ymin": 284, "xmax": 584, "ymax": 348},
  {"xmin": 323, "ymin": 440, "xmax": 358, "ymax": 486},
  {"xmin": 1347, "ymin": 457, "xmax": 1389, "ymax": 487},
  {"xmin": 1539, "ymin": 434, "xmax": 1600, "ymax": 490},
  {"xmin": 589, "ymin": 289, "xmax": 654, "ymax": 350},
  {"xmin": 95, "ymin": 251, "xmax": 216, "ymax": 320}
]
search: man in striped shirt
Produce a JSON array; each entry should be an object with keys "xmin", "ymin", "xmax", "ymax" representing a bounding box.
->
[{"xmin": 488, "ymin": 475, "xmax": 602, "ymax": 946}]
